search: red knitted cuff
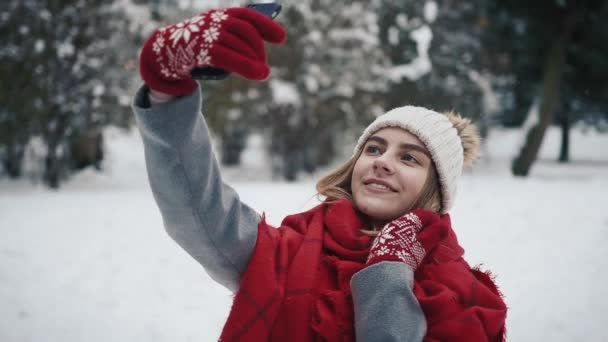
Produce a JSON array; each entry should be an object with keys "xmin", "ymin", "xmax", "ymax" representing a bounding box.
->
[{"xmin": 366, "ymin": 253, "xmax": 407, "ymax": 267}]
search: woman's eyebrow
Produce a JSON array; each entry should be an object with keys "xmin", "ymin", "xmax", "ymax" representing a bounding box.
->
[
  {"xmin": 367, "ymin": 136, "xmax": 387, "ymax": 145},
  {"xmin": 367, "ymin": 135, "xmax": 431, "ymax": 158},
  {"xmin": 400, "ymin": 143, "xmax": 431, "ymax": 158}
]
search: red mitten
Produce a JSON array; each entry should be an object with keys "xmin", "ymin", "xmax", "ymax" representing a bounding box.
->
[
  {"xmin": 366, "ymin": 209, "xmax": 437, "ymax": 269},
  {"xmin": 139, "ymin": 7, "xmax": 286, "ymax": 96}
]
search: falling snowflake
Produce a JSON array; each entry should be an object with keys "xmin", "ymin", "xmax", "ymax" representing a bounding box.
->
[{"xmin": 169, "ymin": 15, "xmax": 204, "ymax": 46}]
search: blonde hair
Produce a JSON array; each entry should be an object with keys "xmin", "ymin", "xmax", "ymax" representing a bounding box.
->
[{"xmin": 315, "ymin": 149, "xmax": 361, "ymax": 203}]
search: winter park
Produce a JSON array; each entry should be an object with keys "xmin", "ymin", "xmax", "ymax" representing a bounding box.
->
[{"xmin": 2, "ymin": 1, "xmax": 608, "ymax": 341}]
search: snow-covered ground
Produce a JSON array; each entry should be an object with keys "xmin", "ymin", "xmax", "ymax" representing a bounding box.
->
[{"xmin": 1, "ymin": 125, "xmax": 607, "ymax": 341}]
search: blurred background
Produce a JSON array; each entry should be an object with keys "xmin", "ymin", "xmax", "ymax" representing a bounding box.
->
[
  {"xmin": 2, "ymin": 0, "xmax": 607, "ymax": 184},
  {"xmin": 1, "ymin": 0, "xmax": 607, "ymax": 341}
]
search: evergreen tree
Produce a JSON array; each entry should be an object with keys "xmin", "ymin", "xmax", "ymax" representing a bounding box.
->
[
  {"xmin": 267, "ymin": 0, "xmax": 389, "ymax": 179},
  {"xmin": 483, "ymin": 0, "xmax": 608, "ymax": 174},
  {"xmin": 203, "ymin": 0, "xmax": 388, "ymax": 180},
  {"xmin": 377, "ymin": 0, "xmax": 490, "ymax": 134},
  {"xmin": 0, "ymin": 0, "xmax": 136, "ymax": 187}
]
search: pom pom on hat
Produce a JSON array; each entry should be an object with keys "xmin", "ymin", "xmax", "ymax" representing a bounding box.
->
[
  {"xmin": 445, "ymin": 111, "xmax": 481, "ymax": 169},
  {"xmin": 354, "ymin": 106, "xmax": 481, "ymax": 213}
]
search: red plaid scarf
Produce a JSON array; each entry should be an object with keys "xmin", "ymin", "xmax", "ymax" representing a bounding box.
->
[{"xmin": 219, "ymin": 199, "xmax": 506, "ymax": 341}]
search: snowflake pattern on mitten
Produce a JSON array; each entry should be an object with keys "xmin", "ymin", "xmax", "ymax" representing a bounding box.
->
[
  {"xmin": 140, "ymin": 7, "xmax": 286, "ymax": 95},
  {"xmin": 367, "ymin": 212, "xmax": 426, "ymax": 269},
  {"xmin": 152, "ymin": 10, "xmax": 228, "ymax": 80}
]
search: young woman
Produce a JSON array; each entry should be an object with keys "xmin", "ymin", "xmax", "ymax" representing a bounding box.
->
[{"xmin": 133, "ymin": 7, "xmax": 507, "ymax": 341}]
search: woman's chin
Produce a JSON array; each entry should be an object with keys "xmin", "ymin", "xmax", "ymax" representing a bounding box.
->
[{"xmin": 355, "ymin": 198, "xmax": 399, "ymax": 224}]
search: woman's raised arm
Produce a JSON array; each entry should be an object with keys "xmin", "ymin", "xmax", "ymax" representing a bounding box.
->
[{"xmin": 133, "ymin": 85, "xmax": 260, "ymax": 292}]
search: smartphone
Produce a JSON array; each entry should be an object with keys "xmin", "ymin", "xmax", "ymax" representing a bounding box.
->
[
  {"xmin": 246, "ymin": 3, "xmax": 282, "ymax": 18},
  {"xmin": 190, "ymin": 3, "xmax": 282, "ymax": 80}
]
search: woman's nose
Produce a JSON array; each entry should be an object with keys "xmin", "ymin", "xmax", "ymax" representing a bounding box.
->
[{"xmin": 373, "ymin": 155, "xmax": 394, "ymax": 174}]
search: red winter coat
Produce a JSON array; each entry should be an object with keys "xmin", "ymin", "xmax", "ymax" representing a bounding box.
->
[{"xmin": 220, "ymin": 199, "xmax": 507, "ymax": 341}]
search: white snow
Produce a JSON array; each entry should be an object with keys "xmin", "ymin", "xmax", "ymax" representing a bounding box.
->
[
  {"xmin": 93, "ymin": 84, "xmax": 106, "ymax": 97},
  {"xmin": 115, "ymin": 0, "xmax": 158, "ymax": 34},
  {"xmin": 388, "ymin": 26, "xmax": 400, "ymax": 46},
  {"xmin": 56, "ymin": 41, "xmax": 75, "ymax": 59},
  {"xmin": 328, "ymin": 28, "xmax": 379, "ymax": 46},
  {"xmin": 18, "ymin": 25, "xmax": 29, "ymax": 35},
  {"xmin": 39, "ymin": 9, "xmax": 52, "ymax": 21},
  {"xmin": 304, "ymin": 74, "xmax": 319, "ymax": 93},
  {"xmin": 468, "ymin": 70, "xmax": 499, "ymax": 114},
  {"xmin": 270, "ymin": 79, "xmax": 301, "ymax": 105},
  {"xmin": 424, "ymin": 1, "xmax": 438, "ymax": 23},
  {"xmin": 306, "ymin": 30, "xmax": 323, "ymax": 44},
  {"xmin": 34, "ymin": 40, "xmax": 45, "ymax": 53},
  {"xmin": 1, "ymin": 124, "xmax": 608, "ymax": 342},
  {"xmin": 387, "ymin": 25, "xmax": 433, "ymax": 82},
  {"xmin": 396, "ymin": 14, "xmax": 409, "ymax": 29},
  {"xmin": 21, "ymin": 136, "xmax": 47, "ymax": 182}
]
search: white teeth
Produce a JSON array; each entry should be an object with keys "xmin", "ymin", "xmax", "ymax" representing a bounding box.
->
[{"xmin": 369, "ymin": 182, "xmax": 390, "ymax": 190}]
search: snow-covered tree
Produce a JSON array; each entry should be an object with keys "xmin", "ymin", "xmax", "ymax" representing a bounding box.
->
[
  {"xmin": 201, "ymin": 0, "xmax": 389, "ymax": 180},
  {"xmin": 0, "ymin": 0, "xmax": 137, "ymax": 187},
  {"xmin": 482, "ymin": 0, "xmax": 608, "ymax": 175},
  {"xmin": 377, "ymin": 0, "xmax": 490, "ymax": 134}
]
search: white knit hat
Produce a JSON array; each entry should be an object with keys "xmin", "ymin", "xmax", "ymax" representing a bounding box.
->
[{"xmin": 353, "ymin": 105, "xmax": 463, "ymax": 213}]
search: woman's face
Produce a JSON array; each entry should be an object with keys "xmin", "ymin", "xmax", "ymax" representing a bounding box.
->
[{"xmin": 351, "ymin": 127, "xmax": 432, "ymax": 225}]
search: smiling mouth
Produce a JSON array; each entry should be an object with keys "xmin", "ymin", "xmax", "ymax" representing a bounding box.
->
[{"xmin": 363, "ymin": 180, "xmax": 397, "ymax": 192}]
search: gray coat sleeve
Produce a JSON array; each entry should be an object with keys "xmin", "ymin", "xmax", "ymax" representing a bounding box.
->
[
  {"xmin": 351, "ymin": 261, "xmax": 427, "ymax": 342},
  {"xmin": 131, "ymin": 84, "xmax": 260, "ymax": 292}
]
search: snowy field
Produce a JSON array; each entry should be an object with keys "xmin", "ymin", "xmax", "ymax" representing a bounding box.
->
[{"xmin": 1, "ymin": 125, "xmax": 607, "ymax": 342}]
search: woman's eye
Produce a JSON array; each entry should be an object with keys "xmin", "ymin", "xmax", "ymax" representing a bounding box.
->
[
  {"xmin": 365, "ymin": 145, "xmax": 381, "ymax": 154},
  {"xmin": 402, "ymin": 154, "xmax": 419, "ymax": 164}
]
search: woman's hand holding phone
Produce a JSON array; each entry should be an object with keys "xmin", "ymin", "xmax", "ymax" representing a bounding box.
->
[{"xmin": 139, "ymin": 6, "xmax": 286, "ymax": 96}]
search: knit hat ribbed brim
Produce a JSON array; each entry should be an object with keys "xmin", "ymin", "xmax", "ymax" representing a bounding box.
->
[{"xmin": 354, "ymin": 106, "xmax": 463, "ymax": 213}]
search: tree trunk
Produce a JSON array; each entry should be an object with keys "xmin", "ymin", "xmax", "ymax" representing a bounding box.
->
[
  {"xmin": 4, "ymin": 142, "xmax": 24, "ymax": 178},
  {"xmin": 44, "ymin": 148, "xmax": 60, "ymax": 189},
  {"xmin": 558, "ymin": 111, "xmax": 570, "ymax": 163},
  {"xmin": 220, "ymin": 126, "xmax": 247, "ymax": 166},
  {"xmin": 511, "ymin": 15, "xmax": 576, "ymax": 176},
  {"xmin": 71, "ymin": 129, "xmax": 104, "ymax": 170},
  {"xmin": 43, "ymin": 109, "xmax": 66, "ymax": 189}
]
